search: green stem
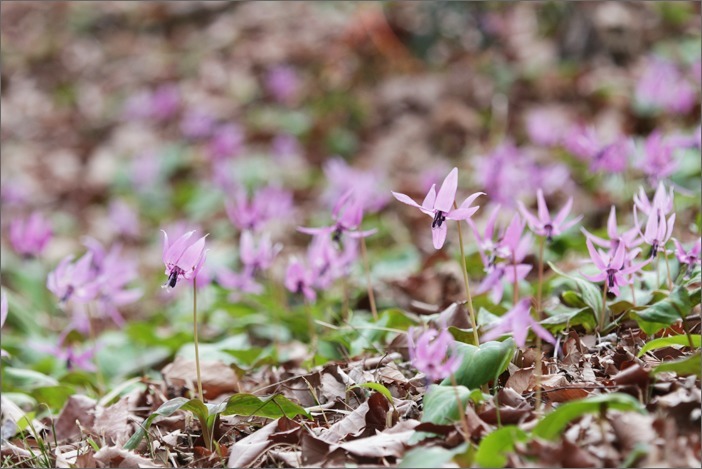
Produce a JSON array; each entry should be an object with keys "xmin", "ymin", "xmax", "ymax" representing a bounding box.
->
[
  {"xmin": 360, "ymin": 237, "xmax": 378, "ymax": 321},
  {"xmin": 536, "ymin": 237, "xmax": 545, "ymax": 316},
  {"xmin": 455, "ymin": 211, "xmax": 479, "ymax": 345},
  {"xmin": 600, "ymin": 282, "xmax": 609, "ymax": 332},
  {"xmin": 86, "ymin": 302, "xmax": 105, "ymax": 396},
  {"xmin": 663, "ymin": 250, "xmax": 673, "ymax": 290},
  {"xmin": 449, "ymin": 374, "xmax": 472, "ymax": 445},
  {"xmin": 193, "ymin": 279, "xmax": 204, "ymax": 403}
]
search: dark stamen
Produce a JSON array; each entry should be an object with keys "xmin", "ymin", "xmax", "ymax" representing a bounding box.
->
[
  {"xmin": 167, "ymin": 269, "xmax": 180, "ymax": 288},
  {"xmin": 432, "ymin": 211, "xmax": 446, "ymax": 228}
]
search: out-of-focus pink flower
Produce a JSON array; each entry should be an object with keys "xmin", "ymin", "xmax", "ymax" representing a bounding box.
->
[
  {"xmin": 563, "ymin": 125, "xmax": 631, "ymax": 173},
  {"xmin": 589, "ymin": 138, "xmax": 632, "ymax": 174},
  {"xmin": 272, "ymin": 134, "xmax": 302, "ymax": 161},
  {"xmin": 407, "ymin": 327, "xmax": 461, "ymax": 381},
  {"xmin": 0, "ymin": 181, "xmax": 27, "ymax": 206},
  {"xmin": 525, "ymin": 107, "xmax": 571, "ymax": 147},
  {"xmin": 518, "ymin": 189, "xmax": 582, "ymax": 242},
  {"xmin": 240, "ymin": 231, "xmax": 282, "ymax": 273},
  {"xmin": 265, "ymin": 65, "xmax": 300, "ymax": 104},
  {"xmin": 123, "ymin": 84, "xmax": 181, "ymax": 121},
  {"xmin": 36, "ymin": 331, "xmax": 98, "ymax": 372},
  {"xmin": 393, "ymin": 167, "xmax": 483, "ymax": 249},
  {"xmin": 180, "ymin": 110, "xmax": 217, "ymax": 140},
  {"xmin": 161, "ymin": 230, "xmax": 208, "ymax": 289},
  {"xmin": 207, "ymin": 123, "xmax": 244, "ymax": 161},
  {"xmin": 582, "ymin": 206, "xmax": 641, "ymax": 252},
  {"xmin": 284, "ymin": 258, "xmax": 316, "ymax": 302},
  {"xmin": 482, "ymin": 298, "xmax": 555, "ymax": 348},
  {"xmin": 47, "ymin": 253, "xmax": 101, "ymax": 304},
  {"xmin": 130, "ymin": 151, "xmax": 162, "ymax": 192},
  {"xmin": 9, "ymin": 212, "xmax": 52, "ymax": 258},
  {"xmin": 225, "ymin": 186, "xmax": 293, "ymax": 232},
  {"xmin": 636, "ymin": 131, "xmax": 677, "ymax": 184},
  {"xmin": 305, "ymin": 234, "xmax": 356, "ymax": 290},
  {"xmin": 323, "ymin": 157, "xmax": 389, "ymax": 213},
  {"xmin": 635, "ymin": 57, "xmax": 697, "ymax": 114},
  {"xmin": 583, "ymin": 239, "xmax": 649, "ymax": 296},
  {"xmin": 108, "ymin": 200, "xmax": 140, "ymax": 239},
  {"xmin": 299, "ymin": 191, "xmax": 376, "ymax": 243},
  {"xmin": 473, "ymin": 141, "xmax": 532, "ymax": 206},
  {"xmin": 633, "ymin": 182, "xmax": 674, "ymax": 217},
  {"xmin": 673, "ymin": 238, "xmax": 701, "ymax": 274},
  {"xmin": 475, "ymin": 262, "xmax": 532, "ymax": 305}
]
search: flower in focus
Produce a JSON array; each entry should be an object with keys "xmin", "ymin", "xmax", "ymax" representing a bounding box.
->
[
  {"xmin": 481, "ymin": 298, "xmax": 555, "ymax": 348},
  {"xmin": 284, "ymin": 258, "xmax": 316, "ymax": 302},
  {"xmin": 583, "ymin": 239, "xmax": 649, "ymax": 296},
  {"xmin": 581, "ymin": 206, "xmax": 641, "ymax": 252},
  {"xmin": 265, "ymin": 65, "xmax": 300, "ymax": 104},
  {"xmin": 407, "ymin": 327, "xmax": 461, "ymax": 381},
  {"xmin": 393, "ymin": 167, "xmax": 483, "ymax": 249},
  {"xmin": 635, "ymin": 206, "xmax": 675, "ymax": 259},
  {"xmin": 161, "ymin": 230, "xmax": 208, "ymax": 289},
  {"xmin": 9, "ymin": 212, "xmax": 52, "ymax": 258},
  {"xmin": 518, "ymin": 189, "xmax": 582, "ymax": 242}
]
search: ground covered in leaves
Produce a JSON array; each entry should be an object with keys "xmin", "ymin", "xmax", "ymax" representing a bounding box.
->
[{"xmin": 1, "ymin": 2, "xmax": 700, "ymax": 468}]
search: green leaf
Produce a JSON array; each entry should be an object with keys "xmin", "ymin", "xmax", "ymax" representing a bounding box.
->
[
  {"xmin": 549, "ymin": 262, "xmax": 604, "ymax": 320},
  {"xmin": 3, "ymin": 368, "xmax": 58, "ymax": 389},
  {"xmin": 652, "ymin": 351, "xmax": 701, "ymax": 377},
  {"xmin": 475, "ymin": 426, "xmax": 529, "ymax": 468},
  {"xmin": 632, "ymin": 286, "xmax": 691, "ymax": 335},
  {"xmin": 349, "ymin": 383, "xmax": 394, "ymax": 405},
  {"xmin": 421, "ymin": 385, "xmax": 471, "ymax": 425},
  {"xmin": 532, "ymin": 393, "xmax": 645, "ymax": 440},
  {"xmin": 540, "ymin": 307, "xmax": 597, "ymax": 333},
  {"xmin": 442, "ymin": 340, "xmax": 516, "ymax": 389},
  {"xmin": 399, "ymin": 443, "xmax": 469, "ymax": 468},
  {"xmin": 124, "ymin": 398, "xmax": 207, "ymax": 450},
  {"xmin": 222, "ymin": 394, "xmax": 311, "ymax": 420},
  {"xmin": 637, "ymin": 335, "xmax": 701, "ymax": 356}
]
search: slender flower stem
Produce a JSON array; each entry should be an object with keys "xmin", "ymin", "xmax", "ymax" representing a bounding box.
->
[
  {"xmin": 536, "ymin": 237, "xmax": 545, "ymax": 315},
  {"xmin": 449, "ymin": 374, "xmax": 472, "ymax": 445},
  {"xmin": 629, "ymin": 282, "xmax": 637, "ymax": 307},
  {"xmin": 663, "ymin": 250, "xmax": 673, "ymax": 290},
  {"xmin": 656, "ymin": 256, "xmax": 661, "ymax": 288},
  {"xmin": 512, "ymin": 253, "xmax": 519, "ymax": 304},
  {"xmin": 193, "ymin": 279, "xmax": 204, "ymax": 403},
  {"xmin": 455, "ymin": 216, "xmax": 479, "ymax": 344},
  {"xmin": 600, "ymin": 282, "xmax": 609, "ymax": 331},
  {"xmin": 86, "ymin": 302, "xmax": 105, "ymax": 396},
  {"xmin": 360, "ymin": 237, "xmax": 378, "ymax": 321},
  {"xmin": 534, "ymin": 334, "xmax": 543, "ymax": 415},
  {"xmin": 534, "ymin": 236, "xmax": 545, "ymax": 415}
]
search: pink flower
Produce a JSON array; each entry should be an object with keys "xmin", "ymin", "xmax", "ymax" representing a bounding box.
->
[
  {"xmin": 47, "ymin": 253, "xmax": 101, "ymax": 304},
  {"xmin": 180, "ymin": 110, "xmax": 216, "ymax": 140},
  {"xmin": 525, "ymin": 107, "xmax": 571, "ymax": 147},
  {"xmin": 518, "ymin": 189, "xmax": 582, "ymax": 242},
  {"xmin": 633, "ymin": 182, "xmax": 674, "ymax": 217},
  {"xmin": 635, "ymin": 57, "xmax": 697, "ymax": 114},
  {"xmin": 636, "ymin": 131, "xmax": 677, "ymax": 184},
  {"xmin": 9, "ymin": 212, "xmax": 52, "ymax": 258},
  {"xmin": 108, "ymin": 200, "xmax": 140, "ymax": 239},
  {"xmin": 323, "ymin": 158, "xmax": 389, "ymax": 213},
  {"xmin": 581, "ymin": 206, "xmax": 641, "ymax": 252},
  {"xmin": 673, "ymin": 238, "xmax": 701, "ymax": 275},
  {"xmin": 240, "ymin": 231, "xmax": 282, "ymax": 273},
  {"xmin": 299, "ymin": 191, "xmax": 376, "ymax": 243},
  {"xmin": 583, "ymin": 239, "xmax": 650, "ymax": 296},
  {"xmin": 161, "ymin": 230, "xmax": 208, "ymax": 289},
  {"xmin": 393, "ymin": 167, "xmax": 483, "ymax": 249},
  {"xmin": 407, "ymin": 327, "xmax": 461, "ymax": 381},
  {"xmin": 226, "ymin": 186, "xmax": 293, "ymax": 232},
  {"xmin": 481, "ymin": 298, "xmax": 555, "ymax": 348},
  {"xmin": 284, "ymin": 258, "xmax": 316, "ymax": 302},
  {"xmin": 634, "ymin": 206, "xmax": 675, "ymax": 259},
  {"xmin": 207, "ymin": 123, "xmax": 244, "ymax": 161},
  {"xmin": 265, "ymin": 65, "xmax": 300, "ymax": 104}
]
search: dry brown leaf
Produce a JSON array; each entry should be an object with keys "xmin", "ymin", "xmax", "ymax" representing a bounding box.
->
[
  {"xmin": 335, "ymin": 419, "xmax": 419, "ymax": 458},
  {"xmin": 93, "ymin": 446, "xmax": 162, "ymax": 468},
  {"xmin": 162, "ymin": 356, "xmax": 239, "ymax": 400},
  {"xmin": 92, "ymin": 396, "xmax": 133, "ymax": 446},
  {"xmin": 226, "ymin": 418, "xmax": 279, "ymax": 468},
  {"xmin": 53, "ymin": 395, "xmax": 96, "ymax": 442}
]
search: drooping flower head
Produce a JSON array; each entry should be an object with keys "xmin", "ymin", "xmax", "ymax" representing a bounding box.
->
[
  {"xmin": 633, "ymin": 185, "xmax": 676, "ymax": 259},
  {"xmin": 299, "ymin": 190, "xmax": 376, "ymax": 245},
  {"xmin": 47, "ymin": 253, "xmax": 100, "ymax": 304},
  {"xmin": 518, "ymin": 189, "xmax": 582, "ymax": 243},
  {"xmin": 393, "ymin": 167, "xmax": 483, "ymax": 249},
  {"xmin": 581, "ymin": 205, "xmax": 641, "ymax": 252},
  {"xmin": 673, "ymin": 238, "xmax": 701, "ymax": 277},
  {"xmin": 9, "ymin": 212, "xmax": 52, "ymax": 258},
  {"xmin": 226, "ymin": 186, "xmax": 293, "ymax": 232},
  {"xmin": 284, "ymin": 257, "xmax": 316, "ymax": 302},
  {"xmin": 633, "ymin": 182, "xmax": 674, "ymax": 217},
  {"xmin": 407, "ymin": 327, "xmax": 461, "ymax": 382},
  {"xmin": 161, "ymin": 230, "xmax": 208, "ymax": 289},
  {"xmin": 583, "ymin": 239, "xmax": 650, "ymax": 296},
  {"xmin": 636, "ymin": 131, "xmax": 677, "ymax": 184},
  {"xmin": 481, "ymin": 298, "xmax": 555, "ymax": 348},
  {"xmin": 635, "ymin": 56, "xmax": 697, "ymax": 114}
]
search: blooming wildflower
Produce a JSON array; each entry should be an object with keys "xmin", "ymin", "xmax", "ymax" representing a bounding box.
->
[
  {"xmin": 634, "ymin": 205, "xmax": 675, "ymax": 259},
  {"xmin": 9, "ymin": 212, "xmax": 52, "ymax": 258},
  {"xmin": 36, "ymin": 332, "xmax": 98, "ymax": 372},
  {"xmin": 207, "ymin": 123, "xmax": 244, "ymax": 161},
  {"xmin": 673, "ymin": 238, "xmax": 701, "ymax": 275},
  {"xmin": 582, "ymin": 206, "xmax": 641, "ymax": 251},
  {"xmin": 180, "ymin": 110, "xmax": 216, "ymax": 140},
  {"xmin": 475, "ymin": 262, "xmax": 532, "ymax": 304},
  {"xmin": 108, "ymin": 200, "xmax": 140, "ymax": 238},
  {"xmin": 284, "ymin": 258, "xmax": 316, "ymax": 302},
  {"xmin": 265, "ymin": 65, "xmax": 300, "ymax": 104},
  {"xmin": 518, "ymin": 189, "xmax": 582, "ymax": 242},
  {"xmin": 481, "ymin": 298, "xmax": 555, "ymax": 348},
  {"xmin": 393, "ymin": 167, "xmax": 483, "ymax": 249},
  {"xmin": 472, "ymin": 141, "xmax": 531, "ymax": 206},
  {"xmin": 633, "ymin": 182, "xmax": 674, "ymax": 217},
  {"xmin": 1, "ymin": 290, "xmax": 8, "ymax": 357},
  {"xmin": 306, "ymin": 233, "xmax": 356, "ymax": 289},
  {"xmin": 636, "ymin": 131, "xmax": 677, "ymax": 184},
  {"xmin": 226, "ymin": 186, "xmax": 293, "ymax": 232},
  {"xmin": 525, "ymin": 106, "xmax": 572, "ymax": 147},
  {"xmin": 218, "ymin": 267, "xmax": 264, "ymax": 297},
  {"xmin": 240, "ymin": 231, "xmax": 282, "ymax": 273},
  {"xmin": 407, "ymin": 327, "xmax": 461, "ymax": 381},
  {"xmin": 584, "ymin": 239, "xmax": 649, "ymax": 296},
  {"xmin": 299, "ymin": 191, "xmax": 376, "ymax": 244},
  {"xmin": 47, "ymin": 253, "xmax": 100, "ymax": 304},
  {"xmin": 635, "ymin": 56, "xmax": 697, "ymax": 114},
  {"xmin": 161, "ymin": 230, "xmax": 208, "ymax": 289},
  {"xmin": 589, "ymin": 137, "xmax": 631, "ymax": 174},
  {"xmin": 323, "ymin": 157, "xmax": 389, "ymax": 213}
]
